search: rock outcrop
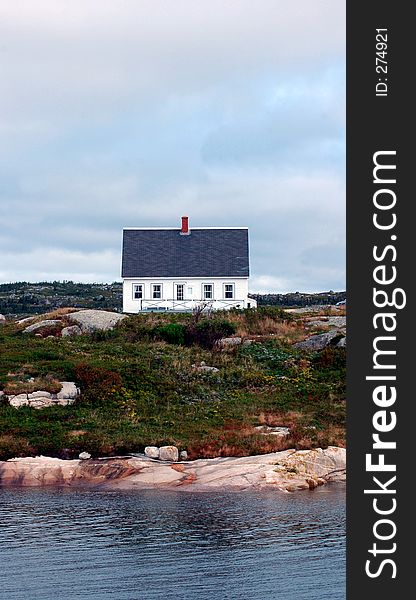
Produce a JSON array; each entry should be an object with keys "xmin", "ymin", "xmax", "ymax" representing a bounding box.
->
[
  {"xmin": 66, "ymin": 310, "xmax": 126, "ymax": 333},
  {"xmin": 6, "ymin": 382, "xmax": 80, "ymax": 408},
  {"xmin": 23, "ymin": 320, "xmax": 62, "ymax": 334},
  {"xmin": 296, "ymin": 315, "xmax": 347, "ymax": 351},
  {"xmin": 0, "ymin": 447, "xmax": 346, "ymax": 492},
  {"xmin": 159, "ymin": 446, "xmax": 179, "ymax": 462},
  {"xmin": 144, "ymin": 446, "xmax": 160, "ymax": 459},
  {"xmin": 294, "ymin": 330, "xmax": 345, "ymax": 351},
  {"xmin": 0, "ymin": 457, "xmax": 138, "ymax": 487},
  {"xmin": 61, "ymin": 325, "xmax": 82, "ymax": 337},
  {"xmin": 19, "ymin": 309, "xmax": 126, "ymax": 337},
  {"xmin": 305, "ymin": 316, "xmax": 346, "ymax": 330}
]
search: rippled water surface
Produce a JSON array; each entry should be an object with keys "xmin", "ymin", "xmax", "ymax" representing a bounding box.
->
[{"xmin": 0, "ymin": 485, "xmax": 345, "ymax": 600}]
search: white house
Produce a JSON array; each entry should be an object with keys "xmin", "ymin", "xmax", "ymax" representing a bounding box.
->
[{"xmin": 121, "ymin": 216, "xmax": 257, "ymax": 313}]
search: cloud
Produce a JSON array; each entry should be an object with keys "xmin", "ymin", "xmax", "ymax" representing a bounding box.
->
[
  {"xmin": 0, "ymin": 247, "xmax": 120, "ymax": 284},
  {"xmin": 0, "ymin": 0, "xmax": 345, "ymax": 292}
]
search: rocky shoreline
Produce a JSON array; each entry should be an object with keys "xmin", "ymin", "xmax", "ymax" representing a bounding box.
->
[{"xmin": 0, "ymin": 447, "xmax": 345, "ymax": 492}]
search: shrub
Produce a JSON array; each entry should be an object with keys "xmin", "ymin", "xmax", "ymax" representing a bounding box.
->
[
  {"xmin": 185, "ymin": 319, "xmax": 236, "ymax": 349},
  {"xmin": 74, "ymin": 363, "xmax": 123, "ymax": 405},
  {"xmin": 89, "ymin": 329, "xmax": 120, "ymax": 342},
  {"xmin": 312, "ymin": 346, "xmax": 346, "ymax": 370},
  {"xmin": 154, "ymin": 323, "xmax": 186, "ymax": 345},
  {"xmin": 0, "ymin": 434, "xmax": 35, "ymax": 460},
  {"xmin": 31, "ymin": 324, "xmax": 63, "ymax": 338},
  {"xmin": 118, "ymin": 316, "xmax": 154, "ymax": 342}
]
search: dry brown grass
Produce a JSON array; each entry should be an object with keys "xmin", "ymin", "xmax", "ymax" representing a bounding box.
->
[
  {"xmin": 186, "ymin": 419, "xmax": 296, "ymax": 459},
  {"xmin": 314, "ymin": 424, "xmax": 346, "ymax": 448},
  {"xmin": 256, "ymin": 410, "xmax": 307, "ymax": 428},
  {"xmin": 0, "ymin": 434, "xmax": 36, "ymax": 459},
  {"xmin": 42, "ymin": 307, "xmax": 80, "ymax": 319},
  {"xmin": 254, "ymin": 411, "xmax": 346, "ymax": 449},
  {"xmin": 224, "ymin": 313, "xmax": 306, "ymax": 343},
  {"xmin": 4, "ymin": 375, "xmax": 62, "ymax": 396},
  {"xmin": 187, "ymin": 436, "xmax": 291, "ymax": 460}
]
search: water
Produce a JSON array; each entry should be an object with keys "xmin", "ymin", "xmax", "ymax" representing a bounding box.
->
[{"xmin": 0, "ymin": 484, "xmax": 345, "ymax": 600}]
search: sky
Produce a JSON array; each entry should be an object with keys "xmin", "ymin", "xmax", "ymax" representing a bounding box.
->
[{"xmin": 0, "ymin": 0, "xmax": 345, "ymax": 293}]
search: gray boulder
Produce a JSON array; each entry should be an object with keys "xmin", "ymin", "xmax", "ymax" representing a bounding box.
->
[
  {"xmin": 61, "ymin": 325, "xmax": 82, "ymax": 337},
  {"xmin": 28, "ymin": 391, "xmax": 52, "ymax": 399},
  {"xmin": 17, "ymin": 316, "xmax": 37, "ymax": 325},
  {"xmin": 79, "ymin": 452, "xmax": 91, "ymax": 460},
  {"xmin": 180, "ymin": 450, "xmax": 188, "ymax": 461},
  {"xmin": 294, "ymin": 330, "xmax": 344, "ymax": 351},
  {"xmin": 159, "ymin": 446, "xmax": 179, "ymax": 462},
  {"xmin": 198, "ymin": 365, "xmax": 219, "ymax": 372},
  {"xmin": 305, "ymin": 316, "xmax": 346, "ymax": 330},
  {"xmin": 57, "ymin": 382, "xmax": 79, "ymax": 399},
  {"xmin": 192, "ymin": 361, "xmax": 219, "ymax": 373},
  {"xmin": 217, "ymin": 337, "xmax": 242, "ymax": 347},
  {"xmin": 23, "ymin": 320, "xmax": 62, "ymax": 334},
  {"xmin": 336, "ymin": 336, "xmax": 346, "ymax": 348},
  {"xmin": 67, "ymin": 310, "xmax": 126, "ymax": 333},
  {"xmin": 144, "ymin": 446, "xmax": 160, "ymax": 459},
  {"xmin": 27, "ymin": 398, "xmax": 55, "ymax": 408},
  {"xmin": 0, "ymin": 314, "xmax": 6, "ymax": 324},
  {"xmin": 8, "ymin": 394, "xmax": 29, "ymax": 407},
  {"xmin": 254, "ymin": 425, "xmax": 290, "ymax": 437}
]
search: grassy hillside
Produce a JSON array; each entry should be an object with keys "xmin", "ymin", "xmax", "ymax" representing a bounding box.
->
[{"xmin": 0, "ymin": 307, "xmax": 346, "ymax": 460}]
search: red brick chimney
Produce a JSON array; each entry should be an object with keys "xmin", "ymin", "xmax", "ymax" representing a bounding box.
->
[{"xmin": 181, "ymin": 216, "xmax": 189, "ymax": 235}]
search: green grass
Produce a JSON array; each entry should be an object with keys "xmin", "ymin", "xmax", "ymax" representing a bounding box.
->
[{"xmin": 0, "ymin": 310, "xmax": 346, "ymax": 460}]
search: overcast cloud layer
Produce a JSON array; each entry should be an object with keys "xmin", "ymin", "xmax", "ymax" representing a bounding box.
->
[{"xmin": 0, "ymin": 0, "xmax": 345, "ymax": 292}]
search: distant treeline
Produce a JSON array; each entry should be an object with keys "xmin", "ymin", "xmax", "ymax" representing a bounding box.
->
[
  {"xmin": 0, "ymin": 281, "xmax": 123, "ymax": 315},
  {"xmin": 0, "ymin": 281, "xmax": 346, "ymax": 315},
  {"xmin": 250, "ymin": 291, "xmax": 346, "ymax": 307}
]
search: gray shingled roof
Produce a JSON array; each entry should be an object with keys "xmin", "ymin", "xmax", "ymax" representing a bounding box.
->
[{"xmin": 121, "ymin": 228, "xmax": 249, "ymax": 278}]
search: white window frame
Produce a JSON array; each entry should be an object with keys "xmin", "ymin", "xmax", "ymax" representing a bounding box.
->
[
  {"xmin": 152, "ymin": 283, "xmax": 162, "ymax": 299},
  {"xmin": 202, "ymin": 283, "xmax": 214, "ymax": 300},
  {"xmin": 132, "ymin": 283, "xmax": 144, "ymax": 300},
  {"xmin": 223, "ymin": 283, "xmax": 235, "ymax": 299}
]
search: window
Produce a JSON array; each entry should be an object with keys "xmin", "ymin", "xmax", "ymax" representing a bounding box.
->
[
  {"xmin": 203, "ymin": 284, "xmax": 213, "ymax": 300},
  {"xmin": 133, "ymin": 284, "xmax": 143, "ymax": 299},
  {"xmin": 176, "ymin": 284, "xmax": 184, "ymax": 300},
  {"xmin": 224, "ymin": 283, "xmax": 235, "ymax": 299},
  {"xmin": 152, "ymin": 284, "xmax": 162, "ymax": 299}
]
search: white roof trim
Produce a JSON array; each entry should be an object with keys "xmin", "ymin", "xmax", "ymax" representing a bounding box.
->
[
  {"xmin": 123, "ymin": 227, "xmax": 248, "ymax": 230},
  {"xmin": 123, "ymin": 276, "xmax": 248, "ymax": 280}
]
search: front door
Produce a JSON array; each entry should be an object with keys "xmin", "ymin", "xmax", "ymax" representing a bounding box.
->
[{"xmin": 174, "ymin": 283, "xmax": 185, "ymax": 301}]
